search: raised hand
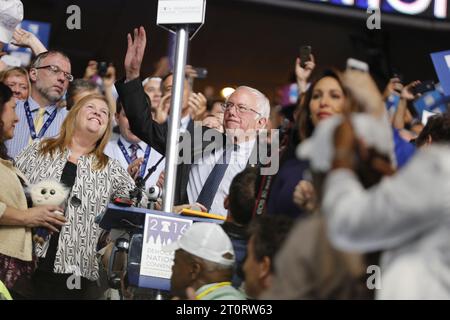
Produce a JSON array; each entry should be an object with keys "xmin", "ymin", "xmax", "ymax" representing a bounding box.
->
[
  {"xmin": 127, "ymin": 157, "xmax": 144, "ymax": 180},
  {"xmin": 202, "ymin": 113, "xmax": 224, "ymax": 133},
  {"xmin": 83, "ymin": 60, "xmax": 98, "ymax": 80},
  {"xmin": 189, "ymin": 92, "xmax": 207, "ymax": 120},
  {"xmin": 401, "ymin": 80, "xmax": 421, "ymax": 101},
  {"xmin": 383, "ymin": 77, "xmax": 403, "ymax": 100},
  {"xmin": 295, "ymin": 54, "xmax": 316, "ymax": 93},
  {"xmin": 342, "ymin": 70, "xmax": 384, "ymax": 118},
  {"xmin": 154, "ymin": 93, "xmax": 171, "ymax": 124},
  {"xmin": 185, "ymin": 65, "xmax": 199, "ymax": 79},
  {"xmin": 124, "ymin": 26, "xmax": 147, "ymax": 81},
  {"xmin": 11, "ymin": 28, "xmax": 47, "ymax": 55},
  {"xmin": 103, "ymin": 64, "xmax": 117, "ymax": 88}
]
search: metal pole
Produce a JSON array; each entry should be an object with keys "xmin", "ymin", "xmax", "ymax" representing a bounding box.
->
[{"xmin": 162, "ymin": 25, "xmax": 189, "ymax": 213}]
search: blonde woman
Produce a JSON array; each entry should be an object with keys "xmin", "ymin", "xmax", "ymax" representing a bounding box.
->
[
  {"xmin": 0, "ymin": 67, "xmax": 30, "ymax": 101},
  {"xmin": 15, "ymin": 93, "xmax": 139, "ymax": 299}
]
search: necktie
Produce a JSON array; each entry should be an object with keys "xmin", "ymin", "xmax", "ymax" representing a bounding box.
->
[
  {"xmin": 129, "ymin": 144, "xmax": 139, "ymax": 163},
  {"xmin": 29, "ymin": 107, "xmax": 46, "ymax": 144},
  {"xmin": 196, "ymin": 146, "xmax": 234, "ymax": 212},
  {"xmin": 34, "ymin": 107, "xmax": 46, "ymax": 134}
]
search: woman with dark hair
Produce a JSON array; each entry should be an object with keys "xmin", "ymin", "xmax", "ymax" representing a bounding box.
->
[
  {"xmin": 414, "ymin": 113, "xmax": 450, "ymax": 148},
  {"xmin": 0, "ymin": 83, "xmax": 65, "ymax": 298},
  {"xmin": 292, "ymin": 69, "xmax": 361, "ymax": 212},
  {"xmin": 267, "ymin": 69, "xmax": 357, "ymax": 217},
  {"xmin": 298, "ymin": 69, "xmax": 356, "ymax": 141}
]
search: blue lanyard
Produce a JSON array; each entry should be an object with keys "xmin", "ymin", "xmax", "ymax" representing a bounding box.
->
[
  {"xmin": 24, "ymin": 100, "xmax": 58, "ymax": 140},
  {"xmin": 117, "ymin": 139, "xmax": 151, "ymax": 177}
]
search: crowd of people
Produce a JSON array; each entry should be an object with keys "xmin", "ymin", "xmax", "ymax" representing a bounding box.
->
[{"xmin": 1, "ymin": 1, "xmax": 450, "ymax": 301}]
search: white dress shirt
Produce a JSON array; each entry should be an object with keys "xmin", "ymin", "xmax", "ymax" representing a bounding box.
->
[
  {"xmin": 180, "ymin": 115, "xmax": 191, "ymax": 133},
  {"xmin": 323, "ymin": 145, "xmax": 450, "ymax": 299},
  {"xmin": 187, "ymin": 139, "xmax": 256, "ymax": 217},
  {"xmin": 104, "ymin": 135, "xmax": 165, "ymax": 192}
]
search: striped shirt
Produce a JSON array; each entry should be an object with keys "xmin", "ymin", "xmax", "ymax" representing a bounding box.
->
[{"xmin": 5, "ymin": 96, "xmax": 68, "ymax": 159}]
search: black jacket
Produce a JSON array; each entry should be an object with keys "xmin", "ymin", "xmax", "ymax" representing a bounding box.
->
[{"xmin": 115, "ymin": 78, "xmax": 227, "ymax": 205}]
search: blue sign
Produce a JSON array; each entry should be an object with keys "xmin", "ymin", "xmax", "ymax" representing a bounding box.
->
[
  {"xmin": 99, "ymin": 204, "xmax": 224, "ymax": 291},
  {"xmin": 431, "ymin": 49, "xmax": 450, "ymax": 96},
  {"xmin": 386, "ymin": 93, "xmax": 401, "ymax": 112},
  {"xmin": 413, "ymin": 88, "xmax": 450, "ymax": 119}
]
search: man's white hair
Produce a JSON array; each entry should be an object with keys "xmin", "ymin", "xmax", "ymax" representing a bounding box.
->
[
  {"xmin": 142, "ymin": 77, "xmax": 162, "ymax": 86},
  {"xmin": 234, "ymin": 86, "xmax": 270, "ymax": 119}
]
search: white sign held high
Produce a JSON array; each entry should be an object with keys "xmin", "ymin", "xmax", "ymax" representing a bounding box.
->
[{"xmin": 157, "ymin": 0, "xmax": 206, "ymax": 25}]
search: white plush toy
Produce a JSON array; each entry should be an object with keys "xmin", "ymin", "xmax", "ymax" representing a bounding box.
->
[{"xmin": 29, "ymin": 180, "xmax": 69, "ymax": 244}]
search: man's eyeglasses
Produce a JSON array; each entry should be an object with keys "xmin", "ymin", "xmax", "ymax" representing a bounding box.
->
[
  {"xmin": 34, "ymin": 65, "xmax": 74, "ymax": 82},
  {"xmin": 221, "ymin": 102, "xmax": 262, "ymax": 117}
]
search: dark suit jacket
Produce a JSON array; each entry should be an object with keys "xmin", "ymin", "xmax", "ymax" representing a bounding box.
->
[{"xmin": 115, "ymin": 78, "xmax": 228, "ymax": 205}]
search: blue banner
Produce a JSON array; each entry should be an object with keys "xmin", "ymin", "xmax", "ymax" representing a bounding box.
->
[{"xmin": 431, "ymin": 50, "xmax": 450, "ymax": 96}]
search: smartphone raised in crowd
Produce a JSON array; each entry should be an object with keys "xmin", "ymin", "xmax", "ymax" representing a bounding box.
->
[
  {"xmin": 346, "ymin": 58, "xmax": 369, "ymax": 72},
  {"xmin": 411, "ymin": 80, "xmax": 435, "ymax": 96},
  {"xmin": 98, "ymin": 61, "xmax": 109, "ymax": 77},
  {"xmin": 193, "ymin": 67, "xmax": 208, "ymax": 79},
  {"xmin": 299, "ymin": 45, "xmax": 312, "ymax": 68}
]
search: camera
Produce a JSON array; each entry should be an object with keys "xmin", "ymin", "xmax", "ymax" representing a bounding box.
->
[
  {"xmin": 147, "ymin": 186, "xmax": 162, "ymax": 201},
  {"xmin": 98, "ymin": 61, "xmax": 109, "ymax": 77}
]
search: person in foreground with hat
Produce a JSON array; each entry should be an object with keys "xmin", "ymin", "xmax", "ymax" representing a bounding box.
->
[
  {"xmin": 166, "ymin": 222, "xmax": 246, "ymax": 300},
  {"xmin": 0, "ymin": 0, "xmax": 23, "ymax": 71},
  {"xmin": 322, "ymin": 113, "xmax": 450, "ymax": 299}
]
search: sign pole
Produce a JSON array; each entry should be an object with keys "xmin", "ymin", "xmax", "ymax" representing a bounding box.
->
[
  {"xmin": 157, "ymin": 0, "xmax": 206, "ymax": 212},
  {"xmin": 161, "ymin": 26, "xmax": 188, "ymax": 212}
]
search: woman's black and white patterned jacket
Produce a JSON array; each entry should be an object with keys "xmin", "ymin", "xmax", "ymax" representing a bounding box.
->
[{"xmin": 15, "ymin": 140, "xmax": 141, "ymax": 281}]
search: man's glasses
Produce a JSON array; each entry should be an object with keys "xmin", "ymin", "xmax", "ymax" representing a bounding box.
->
[
  {"xmin": 34, "ymin": 65, "xmax": 74, "ymax": 82},
  {"xmin": 221, "ymin": 102, "xmax": 262, "ymax": 117}
]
